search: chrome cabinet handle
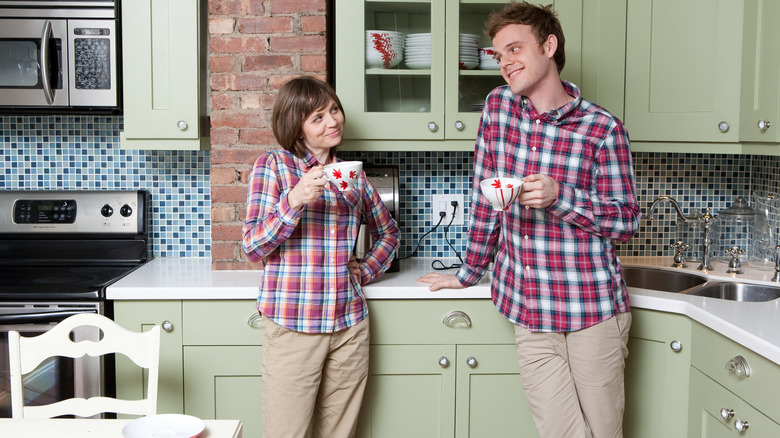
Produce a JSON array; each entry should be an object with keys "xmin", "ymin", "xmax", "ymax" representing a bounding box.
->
[
  {"xmin": 669, "ymin": 340, "xmax": 682, "ymax": 352},
  {"xmin": 735, "ymin": 419, "xmax": 749, "ymax": 432},
  {"xmin": 721, "ymin": 408, "xmax": 734, "ymax": 420},
  {"xmin": 427, "ymin": 122, "xmax": 438, "ymax": 132},
  {"xmin": 439, "ymin": 356, "xmax": 449, "ymax": 367},
  {"xmin": 758, "ymin": 119, "xmax": 771, "ymax": 131},
  {"xmin": 161, "ymin": 320, "xmax": 174, "ymax": 332},
  {"xmin": 726, "ymin": 355, "xmax": 751, "ymax": 377},
  {"xmin": 454, "ymin": 120, "xmax": 465, "ymax": 131},
  {"xmin": 247, "ymin": 313, "xmax": 262, "ymax": 328},
  {"xmin": 177, "ymin": 120, "xmax": 188, "ymax": 131},
  {"xmin": 40, "ymin": 20, "xmax": 54, "ymax": 105},
  {"xmin": 718, "ymin": 121, "xmax": 730, "ymax": 133},
  {"xmin": 466, "ymin": 356, "xmax": 477, "ymax": 368},
  {"xmin": 442, "ymin": 311, "xmax": 472, "ymax": 328}
]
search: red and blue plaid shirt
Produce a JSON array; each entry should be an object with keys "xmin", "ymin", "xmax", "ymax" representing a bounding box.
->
[
  {"xmin": 457, "ymin": 81, "xmax": 641, "ymax": 332},
  {"xmin": 243, "ymin": 149, "xmax": 399, "ymax": 333}
]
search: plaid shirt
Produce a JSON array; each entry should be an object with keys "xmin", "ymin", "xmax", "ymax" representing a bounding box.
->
[
  {"xmin": 243, "ymin": 149, "xmax": 399, "ymax": 333},
  {"xmin": 457, "ymin": 81, "xmax": 641, "ymax": 332}
]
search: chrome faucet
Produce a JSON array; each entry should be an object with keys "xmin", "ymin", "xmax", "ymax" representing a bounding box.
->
[{"xmin": 646, "ymin": 196, "xmax": 718, "ymax": 271}]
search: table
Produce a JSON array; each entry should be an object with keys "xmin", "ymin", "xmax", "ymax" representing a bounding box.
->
[{"xmin": 0, "ymin": 418, "xmax": 242, "ymax": 438}]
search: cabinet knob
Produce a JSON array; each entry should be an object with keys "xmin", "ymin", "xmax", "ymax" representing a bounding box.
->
[
  {"xmin": 454, "ymin": 120, "xmax": 465, "ymax": 131},
  {"xmin": 758, "ymin": 119, "xmax": 771, "ymax": 131},
  {"xmin": 161, "ymin": 320, "xmax": 174, "ymax": 332},
  {"xmin": 177, "ymin": 120, "xmax": 188, "ymax": 131},
  {"xmin": 721, "ymin": 408, "xmax": 734, "ymax": 420},
  {"xmin": 669, "ymin": 340, "xmax": 682, "ymax": 352},
  {"xmin": 466, "ymin": 356, "xmax": 478, "ymax": 368},
  {"xmin": 247, "ymin": 313, "xmax": 262, "ymax": 328},
  {"xmin": 439, "ymin": 356, "xmax": 449, "ymax": 367},
  {"xmin": 726, "ymin": 355, "xmax": 751, "ymax": 377},
  {"xmin": 427, "ymin": 121, "xmax": 438, "ymax": 132},
  {"xmin": 442, "ymin": 310, "xmax": 472, "ymax": 328},
  {"xmin": 718, "ymin": 121, "xmax": 730, "ymax": 133},
  {"xmin": 735, "ymin": 419, "xmax": 749, "ymax": 432}
]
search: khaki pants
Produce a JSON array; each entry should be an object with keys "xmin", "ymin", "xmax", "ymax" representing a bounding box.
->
[
  {"xmin": 514, "ymin": 312, "xmax": 632, "ymax": 438},
  {"xmin": 260, "ymin": 315, "xmax": 370, "ymax": 438}
]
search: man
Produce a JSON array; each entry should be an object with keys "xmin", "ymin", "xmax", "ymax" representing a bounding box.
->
[{"xmin": 418, "ymin": 3, "xmax": 641, "ymax": 437}]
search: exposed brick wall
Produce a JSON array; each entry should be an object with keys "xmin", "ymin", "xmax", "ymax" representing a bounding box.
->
[{"xmin": 208, "ymin": 0, "xmax": 328, "ymax": 270}]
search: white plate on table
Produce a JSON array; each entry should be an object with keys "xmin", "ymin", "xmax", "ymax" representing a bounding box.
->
[{"xmin": 123, "ymin": 414, "xmax": 205, "ymax": 438}]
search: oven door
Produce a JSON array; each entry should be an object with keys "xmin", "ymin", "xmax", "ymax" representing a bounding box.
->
[
  {"xmin": 0, "ymin": 302, "xmax": 102, "ymax": 418},
  {"xmin": 0, "ymin": 18, "xmax": 69, "ymax": 107}
]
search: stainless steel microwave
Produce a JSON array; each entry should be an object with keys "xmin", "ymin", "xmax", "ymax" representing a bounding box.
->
[{"xmin": 0, "ymin": 1, "xmax": 119, "ymax": 113}]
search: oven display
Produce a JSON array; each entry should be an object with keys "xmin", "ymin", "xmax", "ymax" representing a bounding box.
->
[{"xmin": 13, "ymin": 199, "xmax": 76, "ymax": 224}]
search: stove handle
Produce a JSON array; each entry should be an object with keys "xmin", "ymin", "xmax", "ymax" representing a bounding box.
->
[{"xmin": 0, "ymin": 310, "xmax": 97, "ymax": 325}]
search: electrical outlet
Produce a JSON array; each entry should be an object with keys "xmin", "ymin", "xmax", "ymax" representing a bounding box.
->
[{"xmin": 431, "ymin": 194, "xmax": 464, "ymax": 226}]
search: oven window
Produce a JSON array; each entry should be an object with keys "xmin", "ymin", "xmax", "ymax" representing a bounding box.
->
[
  {"xmin": 1, "ymin": 331, "xmax": 76, "ymax": 418},
  {"xmin": 0, "ymin": 41, "xmax": 40, "ymax": 87}
]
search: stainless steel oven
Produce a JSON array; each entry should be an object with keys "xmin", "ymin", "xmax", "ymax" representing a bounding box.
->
[
  {"xmin": 0, "ymin": 0, "xmax": 119, "ymax": 113},
  {"xmin": 0, "ymin": 190, "xmax": 150, "ymax": 418}
]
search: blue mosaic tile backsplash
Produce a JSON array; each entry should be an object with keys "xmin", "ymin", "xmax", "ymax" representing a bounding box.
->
[
  {"xmin": 3, "ymin": 114, "xmax": 780, "ymax": 264},
  {"xmin": 0, "ymin": 115, "xmax": 211, "ymax": 257}
]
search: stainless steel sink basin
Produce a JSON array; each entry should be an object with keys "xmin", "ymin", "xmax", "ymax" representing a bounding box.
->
[
  {"xmin": 685, "ymin": 282, "xmax": 780, "ymax": 302},
  {"xmin": 622, "ymin": 266, "xmax": 706, "ymax": 293}
]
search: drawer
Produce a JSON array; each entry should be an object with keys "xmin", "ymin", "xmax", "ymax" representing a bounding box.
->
[
  {"xmin": 368, "ymin": 299, "xmax": 515, "ymax": 345},
  {"xmin": 183, "ymin": 300, "xmax": 262, "ymax": 346},
  {"xmin": 691, "ymin": 322, "xmax": 780, "ymax": 421}
]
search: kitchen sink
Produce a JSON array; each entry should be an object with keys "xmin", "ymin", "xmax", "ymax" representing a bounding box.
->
[
  {"xmin": 685, "ymin": 282, "xmax": 780, "ymax": 302},
  {"xmin": 622, "ymin": 266, "xmax": 707, "ymax": 293}
]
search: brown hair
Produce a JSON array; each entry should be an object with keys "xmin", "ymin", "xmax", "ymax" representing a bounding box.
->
[
  {"xmin": 272, "ymin": 76, "xmax": 345, "ymax": 159},
  {"xmin": 485, "ymin": 2, "xmax": 565, "ymax": 73}
]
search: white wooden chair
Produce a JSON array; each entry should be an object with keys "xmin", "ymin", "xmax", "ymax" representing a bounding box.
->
[{"xmin": 8, "ymin": 313, "xmax": 160, "ymax": 419}]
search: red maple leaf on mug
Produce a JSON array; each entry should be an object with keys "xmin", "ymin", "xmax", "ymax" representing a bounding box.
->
[
  {"xmin": 332, "ymin": 169, "xmax": 342, "ymax": 179},
  {"xmin": 491, "ymin": 179, "xmax": 502, "ymax": 188},
  {"xmin": 349, "ymin": 170, "xmax": 358, "ymax": 179},
  {"xmin": 339, "ymin": 181, "xmax": 349, "ymax": 190}
]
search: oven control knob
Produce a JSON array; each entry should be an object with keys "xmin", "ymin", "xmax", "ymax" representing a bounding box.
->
[
  {"xmin": 120, "ymin": 204, "xmax": 133, "ymax": 217},
  {"xmin": 101, "ymin": 204, "xmax": 114, "ymax": 217}
]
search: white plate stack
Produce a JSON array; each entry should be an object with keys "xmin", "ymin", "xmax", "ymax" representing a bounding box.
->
[
  {"xmin": 404, "ymin": 33, "xmax": 431, "ymax": 69},
  {"xmin": 366, "ymin": 30, "xmax": 404, "ymax": 69},
  {"xmin": 459, "ymin": 34, "xmax": 480, "ymax": 70},
  {"xmin": 479, "ymin": 47, "xmax": 500, "ymax": 70}
]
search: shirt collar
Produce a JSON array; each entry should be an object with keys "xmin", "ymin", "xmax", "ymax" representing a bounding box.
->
[{"xmin": 519, "ymin": 80, "xmax": 581, "ymax": 122}]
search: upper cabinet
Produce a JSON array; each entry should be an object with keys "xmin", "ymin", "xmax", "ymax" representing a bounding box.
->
[
  {"xmin": 119, "ymin": 0, "xmax": 210, "ymax": 150},
  {"xmin": 335, "ymin": 0, "xmax": 625, "ymax": 151}
]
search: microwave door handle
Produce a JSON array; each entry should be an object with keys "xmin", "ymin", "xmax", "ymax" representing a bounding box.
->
[
  {"xmin": 40, "ymin": 20, "xmax": 55, "ymax": 105},
  {"xmin": 0, "ymin": 309, "xmax": 97, "ymax": 325}
]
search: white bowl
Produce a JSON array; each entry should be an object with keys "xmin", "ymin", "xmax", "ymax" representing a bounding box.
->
[
  {"xmin": 405, "ymin": 59, "xmax": 432, "ymax": 69},
  {"xmin": 324, "ymin": 161, "xmax": 363, "ymax": 191},
  {"xmin": 480, "ymin": 177, "xmax": 523, "ymax": 210}
]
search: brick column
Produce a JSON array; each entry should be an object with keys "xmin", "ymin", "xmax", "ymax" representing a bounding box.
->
[{"xmin": 209, "ymin": 0, "xmax": 328, "ymax": 270}]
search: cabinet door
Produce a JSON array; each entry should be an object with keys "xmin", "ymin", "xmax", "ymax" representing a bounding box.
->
[
  {"xmin": 455, "ymin": 344, "xmax": 538, "ymax": 438},
  {"xmin": 336, "ymin": 0, "xmax": 446, "ymax": 140},
  {"xmin": 624, "ymin": 309, "xmax": 692, "ymax": 438},
  {"xmin": 114, "ymin": 300, "xmax": 184, "ymax": 415},
  {"xmin": 120, "ymin": 0, "xmax": 208, "ymax": 150},
  {"xmin": 356, "ymin": 345, "xmax": 456, "ymax": 438},
  {"xmin": 624, "ymin": 0, "xmax": 744, "ymax": 142},
  {"xmin": 739, "ymin": 0, "xmax": 780, "ymax": 143},
  {"xmin": 689, "ymin": 368, "xmax": 780, "ymax": 438},
  {"xmin": 184, "ymin": 346, "xmax": 263, "ymax": 438}
]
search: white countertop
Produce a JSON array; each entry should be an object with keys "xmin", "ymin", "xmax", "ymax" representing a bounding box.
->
[{"xmin": 108, "ymin": 256, "xmax": 780, "ymax": 365}]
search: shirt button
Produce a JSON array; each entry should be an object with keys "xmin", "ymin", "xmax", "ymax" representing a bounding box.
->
[
  {"xmin": 524, "ymin": 205, "xmax": 530, "ymax": 210},
  {"xmin": 329, "ymin": 258, "xmax": 335, "ymax": 263},
  {"xmin": 535, "ymin": 119, "xmax": 540, "ymax": 124},
  {"xmin": 524, "ymin": 235, "xmax": 529, "ymax": 240},
  {"xmin": 531, "ymin": 146, "xmax": 537, "ymax": 151},
  {"xmin": 330, "ymin": 229, "xmax": 336, "ymax": 234},
  {"xmin": 525, "ymin": 266, "xmax": 530, "ymax": 271},
  {"xmin": 330, "ymin": 287, "xmax": 335, "ymax": 292}
]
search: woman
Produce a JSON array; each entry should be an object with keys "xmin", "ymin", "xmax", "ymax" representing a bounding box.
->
[{"xmin": 242, "ymin": 76, "xmax": 400, "ymax": 438}]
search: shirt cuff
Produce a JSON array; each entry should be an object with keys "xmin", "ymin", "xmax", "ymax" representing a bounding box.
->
[{"xmin": 277, "ymin": 195, "xmax": 301, "ymax": 225}]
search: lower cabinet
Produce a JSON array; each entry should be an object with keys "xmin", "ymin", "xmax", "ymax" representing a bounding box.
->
[{"xmin": 624, "ymin": 309, "xmax": 692, "ymax": 438}]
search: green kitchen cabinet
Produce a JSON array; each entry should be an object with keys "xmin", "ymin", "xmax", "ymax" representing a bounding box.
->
[
  {"xmin": 335, "ymin": 0, "xmax": 625, "ymax": 150},
  {"xmin": 689, "ymin": 322, "xmax": 780, "ymax": 433},
  {"xmin": 113, "ymin": 300, "xmax": 184, "ymax": 416},
  {"xmin": 119, "ymin": 0, "xmax": 209, "ymax": 150},
  {"xmin": 688, "ymin": 369, "xmax": 780, "ymax": 437},
  {"xmin": 624, "ymin": 309, "xmax": 692, "ymax": 438}
]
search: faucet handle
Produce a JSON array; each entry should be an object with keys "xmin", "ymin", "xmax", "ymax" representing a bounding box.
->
[
  {"xmin": 725, "ymin": 246, "xmax": 746, "ymax": 274},
  {"xmin": 670, "ymin": 241, "xmax": 689, "ymax": 268}
]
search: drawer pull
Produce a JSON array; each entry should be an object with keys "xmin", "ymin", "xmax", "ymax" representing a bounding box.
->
[
  {"xmin": 161, "ymin": 320, "xmax": 174, "ymax": 332},
  {"xmin": 466, "ymin": 356, "xmax": 478, "ymax": 368},
  {"xmin": 725, "ymin": 355, "xmax": 751, "ymax": 377},
  {"xmin": 247, "ymin": 313, "xmax": 262, "ymax": 328},
  {"xmin": 439, "ymin": 356, "xmax": 449, "ymax": 367},
  {"xmin": 721, "ymin": 408, "xmax": 734, "ymax": 420},
  {"xmin": 735, "ymin": 419, "xmax": 749, "ymax": 432},
  {"xmin": 670, "ymin": 340, "xmax": 682, "ymax": 352},
  {"xmin": 442, "ymin": 311, "xmax": 472, "ymax": 328}
]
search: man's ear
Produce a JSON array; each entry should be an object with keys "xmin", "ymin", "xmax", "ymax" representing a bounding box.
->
[{"xmin": 545, "ymin": 34, "xmax": 558, "ymax": 59}]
